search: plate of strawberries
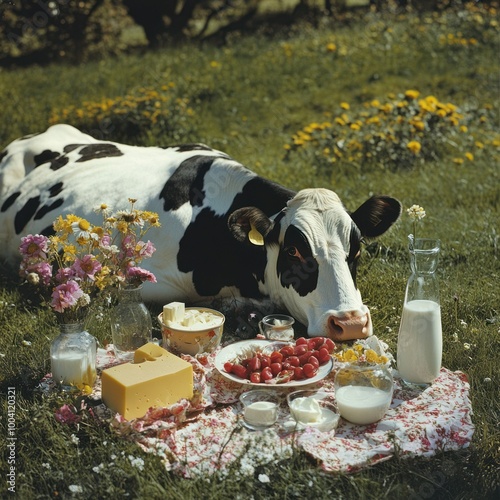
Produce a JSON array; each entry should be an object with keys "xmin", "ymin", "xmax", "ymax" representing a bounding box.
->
[{"xmin": 215, "ymin": 337, "xmax": 335, "ymax": 387}]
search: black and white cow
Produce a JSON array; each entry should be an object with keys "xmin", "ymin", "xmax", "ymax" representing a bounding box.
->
[{"xmin": 0, "ymin": 124, "xmax": 401, "ymax": 340}]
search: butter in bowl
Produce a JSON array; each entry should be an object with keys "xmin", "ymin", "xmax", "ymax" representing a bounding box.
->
[
  {"xmin": 286, "ymin": 390, "xmax": 340, "ymax": 432},
  {"xmin": 158, "ymin": 302, "xmax": 225, "ymax": 356}
]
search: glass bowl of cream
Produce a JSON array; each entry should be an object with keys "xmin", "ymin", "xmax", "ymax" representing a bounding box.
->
[
  {"xmin": 286, "ymin": 390, "xmax": 340, "ymax": 432},
  {"xmin": 239, "ymin": 389, "xmax": 280, "ymax": 430}
]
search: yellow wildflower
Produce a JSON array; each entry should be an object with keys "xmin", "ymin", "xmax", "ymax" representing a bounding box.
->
[
  {"xmin": 407, "ymin": 141, "xmax": 422, "ymax": 154},
  {"xmin": 340, "ymin": 102, "xmax": 350, "ymax": 110},
  {"xmin": 326, "ymin": 42, "xmax": 337, "ymax": 52},
  {"xmin": 405, "ymin": 89, "xmax": 420, "ymax": 100},
  {"xmin": 465, "ymin": 152, "xmax": 474, "ymax": 161}
]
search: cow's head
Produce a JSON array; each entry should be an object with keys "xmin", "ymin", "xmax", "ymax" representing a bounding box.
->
[{"xmin": 228, "ymin": 188, "xmax": 401, "ymax": 341}]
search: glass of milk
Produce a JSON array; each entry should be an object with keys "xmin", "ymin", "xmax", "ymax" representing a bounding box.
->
[
  {"xmin": 258, "ymin": 314, "xmax": 295, "ymax": 341},
  {"xmin": 397, "ymin": 236, "xmax": 442, "ymax": 385},
  {"xmin": 334, "ymin": 362, "xmax": 393, "ymax": 425},
  {"xmin": 239, "ymin": 390, "xmax": 280, "ymax": 430}
]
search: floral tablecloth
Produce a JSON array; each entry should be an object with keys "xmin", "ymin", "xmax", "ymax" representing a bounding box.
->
[{"xmin": 85, "ymin": 340, "xmax": 474, "ymax": 479}]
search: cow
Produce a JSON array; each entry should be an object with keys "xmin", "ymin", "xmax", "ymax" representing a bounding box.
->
[{"xmin": 0, "ymin": 124, "xmax": 401, "ymax": 340}]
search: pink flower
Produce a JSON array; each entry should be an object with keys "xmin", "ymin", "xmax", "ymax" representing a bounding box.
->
[
  {"xmin": 100, "ymin": 234, "xmax": 112, "ymax": 247},
  {"xmin": 22, "ymin": 261, "xmax": 53, "ymax": 286},
  {"xmin": 19, "ymin": 234, "xmax": 49, "ymax": 260},
  {"xmin": 73, "ymin": 254, "xmax": 102, "ymax": 281},
  {"xmin": 54, "ymin": 404, "xmax": 81, "ymax": 425},
  {"xmin": 136, "ymin": 240, "xmax": 156, "ymax": 259},
  {"xmin": 55, "ymin": 267, "xmax": 76, "ymax": 283},
  {"xmin": 127, "ymin": 266, "xmax": 157, "ymax": 284},
  {"xmin": 121, "ymin": 234, "xmax": 137, "ymax": 258},
  {"xmin": 51, "ymin": 280, "xmax": 84, "ymax": 313}
]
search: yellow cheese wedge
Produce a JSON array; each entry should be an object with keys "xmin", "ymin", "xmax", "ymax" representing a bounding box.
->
[{"xmin": 101, "ymin": 343, "xmax": 193, "ymax": 420}]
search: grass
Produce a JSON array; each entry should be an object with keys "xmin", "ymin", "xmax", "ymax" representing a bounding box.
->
[{"xmin": 1, "ymin": 3, "xmax": 499, "ymax": 499}]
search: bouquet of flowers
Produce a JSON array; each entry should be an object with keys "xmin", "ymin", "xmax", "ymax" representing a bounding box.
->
[{"xmin": 19, "ymin": 199, "xmax": 160, "ymax": 323}]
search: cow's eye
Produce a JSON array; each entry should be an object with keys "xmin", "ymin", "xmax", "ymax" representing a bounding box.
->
[{"xmin": 285, "ymin": 246, "xmax": 301, "ymax": 260}]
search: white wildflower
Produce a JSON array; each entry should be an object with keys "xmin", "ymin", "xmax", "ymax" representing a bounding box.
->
[
  {"xmin": 70, "ymin": 434, "xmax": 79, "ymax": 445},
  {"xmin": 463, "ymin": 342, "xmax": 471, "ymax": 350},
  {"xmin": 92, "ymin": 463, "xmax": 105, "ymax": 474},
  {"xmin": 69, "ymin": 485, "xmax": 83, "ymax": 493},
  {"xmin": 41, "ymin": 463, "xmax": 51, "ymax": 469},
  {"xmin": 407, "ymin": 204, "xmax": 426, "ymax": 221},
  {"xmin": 128, "ymin": 455, "xmax": 145, "ymax": 471},
  {"xmin": 258, "ymin": 473, "xmax": 271, "ymax": 483},
  {"xmin": 22, "ymin": 340, "xmax": 32, "ymax": 347}
]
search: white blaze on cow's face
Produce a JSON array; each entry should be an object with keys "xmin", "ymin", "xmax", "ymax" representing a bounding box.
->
[{"xmin": 263, "ymin": 189, "xmax": 371, "ymax": 340}]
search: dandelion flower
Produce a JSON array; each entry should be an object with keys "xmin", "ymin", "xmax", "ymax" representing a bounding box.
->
[{"xmin": 407, "ymin": 141, "xmax": 422, "ymax": 154}]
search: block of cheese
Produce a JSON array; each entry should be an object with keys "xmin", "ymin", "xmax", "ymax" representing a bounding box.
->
[
  {"xmin": 101, "ymin": 343, "xmax": 193, "ymax": 420},
  {"xmin": 163, "ymin": 302, "xmax": 185, "ymax": 324}
]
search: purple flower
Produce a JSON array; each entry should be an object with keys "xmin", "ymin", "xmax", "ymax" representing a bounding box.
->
[
  {"xmin": 19, "ymin": 234, "xmax": 49, "ymax": 260},
  {"xmin": 73, "ymin": 254, "xmax": 102, "ymax": 281},
  {"xmin": 51, "ymin": 280, "xmax": 84, "ymax": 313},
  {"xmin": 127, "ymin": 266, "xmax": 157, "ymax": 284}
]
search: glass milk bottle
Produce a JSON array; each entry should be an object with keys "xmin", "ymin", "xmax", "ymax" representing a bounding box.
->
[
  {"xmin": 51, "ymin": 323, "xmax": 97, "ymax": 391},
  {"xmin": 397, "ymin": 236, "xmax": 442, "ymax": 385}
]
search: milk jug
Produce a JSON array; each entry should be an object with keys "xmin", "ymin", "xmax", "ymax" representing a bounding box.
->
[{"xmin": 397, "ymin": 236, "xmax": 442, "ymax": 385}]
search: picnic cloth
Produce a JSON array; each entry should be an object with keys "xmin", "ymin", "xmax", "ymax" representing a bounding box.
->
[{"xmin": 85, "ymin": 339, "xmax": 475, "ymax": 479}]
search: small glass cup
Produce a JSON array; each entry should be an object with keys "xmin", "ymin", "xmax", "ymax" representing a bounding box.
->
[
  {"xmin": 239, "ymin": 390, "xmax": 279, "ymax": 430},
  {"xmin": 258, "ymin": 314, "xmax": 295, "ymax": 341},
  {"xmin": 287, "ymin": 390, "xmax": 339, "ymax": 432}
]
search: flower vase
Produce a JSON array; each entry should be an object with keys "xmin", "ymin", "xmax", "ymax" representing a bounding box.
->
[
  {"xmin": 110, "ymin": 286, "xmax": 152, "ymax": 361},
  {"xmin": 397, "ymin": 236, "xmax": 442, "ymax": 385},
  {"xmin": 50, "ymin": 323, "xmax": 97, "ymax": 391}
]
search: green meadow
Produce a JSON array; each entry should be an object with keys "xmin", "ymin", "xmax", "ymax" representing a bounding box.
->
[{"xmin": 1, "ymin": 3, "xmax": 499, "ymax": 498}]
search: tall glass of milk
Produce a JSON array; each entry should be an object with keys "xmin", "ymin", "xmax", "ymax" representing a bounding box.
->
[{"xmin": 397, "ymin": 236, "xmax": 442, "ymax": 385}]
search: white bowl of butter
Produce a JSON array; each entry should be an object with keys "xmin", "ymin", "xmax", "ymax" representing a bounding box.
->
[
  {"xmin": 287, "ymin": 390, "xmax": 340, "ymax": 432},
  {"xmin": 158, "ymin": 302, "xmax": 225, "ymax": 356}
]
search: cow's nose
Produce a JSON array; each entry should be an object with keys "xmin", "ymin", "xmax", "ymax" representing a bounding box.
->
[{"xmin": 327, "ymin": 312, "xmax": 372, "ymax": 341}]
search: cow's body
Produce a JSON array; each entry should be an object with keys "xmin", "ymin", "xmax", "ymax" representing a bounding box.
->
[{"xmin": 0, "ymin": 124, "xmax": 401, "ymax": 340}]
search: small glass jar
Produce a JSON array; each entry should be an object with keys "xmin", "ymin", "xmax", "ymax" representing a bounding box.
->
[
  {"xmin": 50, "ymin": 323, "xmax": 97, "ymax": 391},
  {"xmin": 258, "ymin": 314, "xmax": 295, "ymax": 341},
  {"xmin": 110, "ymin": 286, "xmax": 152, "ymax": 361},
  {"xmin": 334, "ymin": 362, "xmax": 393, "ymax": 425}
]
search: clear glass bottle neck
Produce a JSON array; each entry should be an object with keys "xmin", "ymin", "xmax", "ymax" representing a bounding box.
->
[{"xmin": 408, "ymin": 235, "xmax": 440, "ymax": 275}]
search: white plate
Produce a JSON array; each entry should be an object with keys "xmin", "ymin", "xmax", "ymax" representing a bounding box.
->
[{"xmin": 214, "ymin": 339, "xmax": 334, "ymax": 387}]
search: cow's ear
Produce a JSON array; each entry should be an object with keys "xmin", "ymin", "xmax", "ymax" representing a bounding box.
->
[
  {"xmin": 350, "ymin": 195, "xmax": 402, "ymax": 238},
  {"xmin": 228, "ymin": 207, "xmax": 274, "ymax": 246}
]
